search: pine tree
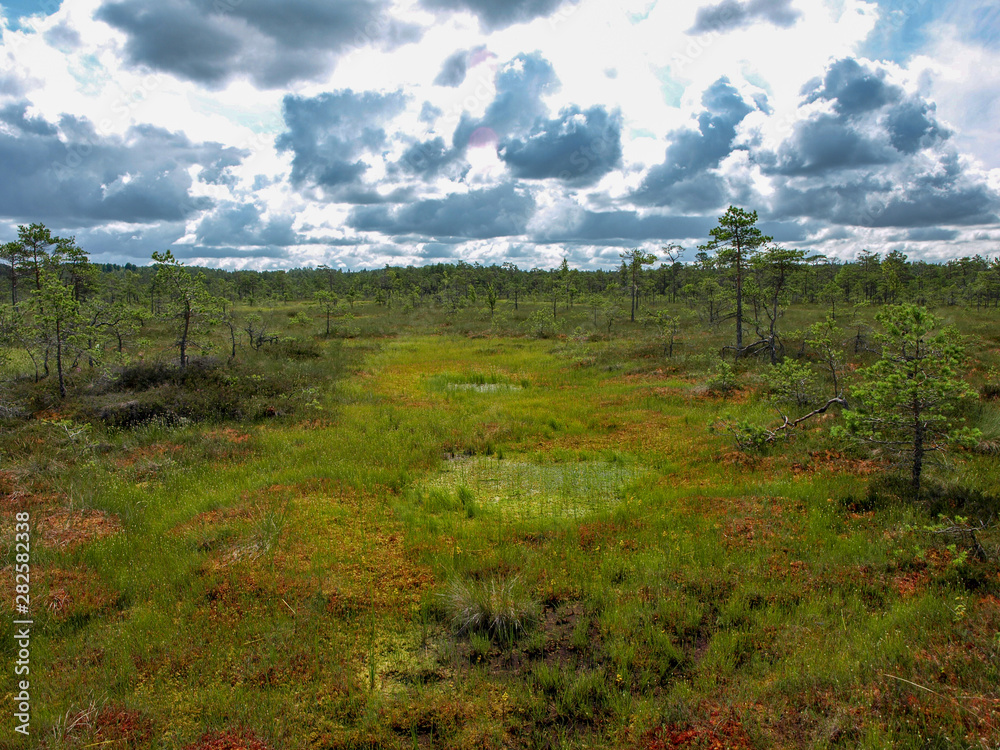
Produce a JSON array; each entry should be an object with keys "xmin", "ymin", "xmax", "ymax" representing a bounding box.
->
[
  {"xmin": 700, "ymin": 207, "xmax": 771, "ymax": 353},
  {"xmin": 842, "ymin": 304, "xmax": 979, "ymax": 495}
]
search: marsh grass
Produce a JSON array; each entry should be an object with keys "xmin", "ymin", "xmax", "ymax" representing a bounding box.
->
[
  {"xmin": 1, "ymin": 303, "xmax": 999, "ymax": 749},
  {"xmin": 421, "ymin": 455, "xmax": 643, "ymax": 521}
]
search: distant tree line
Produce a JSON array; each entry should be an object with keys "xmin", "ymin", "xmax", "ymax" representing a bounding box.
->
[
  {"xmin": 2, "ymin": 209, "xmax": 998, "ymax": 396},
  {"xmin": 3, "ymin": 219, "xmax": 998, "ymax": 321}
]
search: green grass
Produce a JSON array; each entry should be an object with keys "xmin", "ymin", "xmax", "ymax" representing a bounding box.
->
[{"xmin": 0, "ymin": 300, "xmax": 998, "ymax": 748}]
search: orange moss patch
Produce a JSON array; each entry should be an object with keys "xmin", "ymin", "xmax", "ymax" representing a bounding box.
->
[
  {"xmin": 90, "ymin": 704, "xmax": 155, "ymax": 745},
  {"xmin": 37, "ymin": 508, "xmax": 122, "ymax": 550},
  {"xmin": 893, "ymin": 569, "xmax": 931, "ymax": 598},
  {"xmin": 578, "ymin": 520, "xmax": 640, "ymax": 552},
  {"xmin": 641, "ymin": 706, "xmax": 754, "ymax": 749},
  {"xmin": 791, "ymin": 450, "xmax": 885, "ymax": 477},
  {"xmin": 0, "ymin": 489, "xmax": 61, "ymax": 512},
  {"xmin": 45, "ymin": 567, "xmax": 118, "ymax": 621},
  {"xmin": 114, "ymin": 442, "xmax": 185, "ymax": 468},
  {"xmin": 721, "ymin": 516, "xmax": 776, "ymax": 549},
  {"xmin": 171, "ymin": 506, "xmax": 256, "ymax": 536},
  {"xmin": 184, "ymin": 728, "xmax": 270, "ymax": 750},
  {"xmin": 0, "ymin": 470, "xmax": 16, "ymax": 495},
  {"xmin": 204, "ymin": 427, "xmax": 252, "ymax": 443}
]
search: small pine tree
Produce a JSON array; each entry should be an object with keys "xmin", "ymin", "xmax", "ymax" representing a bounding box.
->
[{"xmin": 841, "ymin": 304, "xmax": 979, "ymax": 495}]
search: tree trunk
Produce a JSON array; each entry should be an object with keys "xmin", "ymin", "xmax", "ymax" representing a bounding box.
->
[
  {"xmin": 180, "ymin": 305, "xmax": 191, "ymax": 368},
  {"xmin": 912, "ymin": 416, "xmax": 924, "ymax": 497},
  {"xmin": 55, "ymin": 319, "xmax": 65, "ymax": 398},
  {"xmin": 735, "ymin": 239, "xmax": 744, "ymax": 351}
]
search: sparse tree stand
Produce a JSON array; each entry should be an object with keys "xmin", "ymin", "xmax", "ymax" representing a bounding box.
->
[
  {"xmin": 620, "ymin": 249, "xmax": 657, "ymax": 322},
  {"xmin": 842, "ymin": 304, "xmax": 980, "ymax": 496},
  {"xmin": 151, "ymin": 250, "xmax": 216, "ymax": 368},
  {"xmin": 700, "ymin": 206, "xmax": 772, "ymax": 355}
]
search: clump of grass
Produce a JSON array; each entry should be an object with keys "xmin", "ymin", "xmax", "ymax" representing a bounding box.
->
[{"xmin": 443, "ymin": 575, "xmax": 538, "ymax": 641}]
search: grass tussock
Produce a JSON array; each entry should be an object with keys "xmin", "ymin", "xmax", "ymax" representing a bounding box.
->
[{"xmin": 443, "ymin": 575, "xmax": 539, "ymax": 641}]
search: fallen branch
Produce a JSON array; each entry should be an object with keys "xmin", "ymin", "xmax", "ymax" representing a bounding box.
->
[
  {"xmin": 931, "ymin": 520, "xmax": 991, "ymax": 561},
  {"xmin": 770, "ymin": 397, "xmax": 848, "ymax": 438}
]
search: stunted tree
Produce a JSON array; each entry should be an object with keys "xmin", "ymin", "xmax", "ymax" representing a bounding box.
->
[
  {"xmin": 151, "ymin": 250, "xmax": 216, "ymax": 368},
  {"xmin": 749, "ymin": 245, "xmax": 804, "ymax": 363},
  {"xmin": 660, "ymin": 243, "xmax": 685, "ymax": 303},
  {"xmin": 1, "ymin": 241, "xmax": 25, "ymax": 307},
  {"xmin": 34, "ymin": 268, "xmax": 82, "ymax": 398},
  {"xmin": 700, "ymin": 207, "xmax": 772, "ymax": 353},
  {"xmin": 313, "ymin": 290, "xmax": 340, "ymax": 336},
  {"xmin": 484, "ymin": 283, "xmax": 499, "ymax": 319},
  {"xmin": 620, "ymin": 249, "xmax": 656, "ymax": 322},
  {"xmin": 842, "ymin": 304, "xmax": 979, "ymax": 495}
]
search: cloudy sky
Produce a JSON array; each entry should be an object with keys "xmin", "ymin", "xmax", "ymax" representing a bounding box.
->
[{"xmin": 0, "ymin": 0, "xmax": 998, "ymax": 270}]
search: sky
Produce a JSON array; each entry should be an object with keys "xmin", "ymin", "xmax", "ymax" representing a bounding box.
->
[{"xmin": 0, "ymin": 0, "xmax": 998, "ymax": 271}]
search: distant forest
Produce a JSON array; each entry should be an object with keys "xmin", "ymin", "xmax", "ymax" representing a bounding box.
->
[{"xmin": 3, "ymin": 226, "xmax": 1000, "ymax": 313}]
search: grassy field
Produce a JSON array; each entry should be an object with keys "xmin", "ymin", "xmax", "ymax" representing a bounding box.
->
[{"xmin": 1, "ymin": 301, "xmax": 999, "ymax": 749}]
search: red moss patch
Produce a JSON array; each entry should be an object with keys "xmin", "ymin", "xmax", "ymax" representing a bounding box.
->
[
  {"xmin": 185, "ymin": 728, "xmax": 271, "ymax": 750},
  {"xmin": 204, "ymin": 427, "xmax": 252, "ymax": 443},
  {"xmin": 641, "ymin": 710, "xmax": 754, "ymax": 749},
  {"xmin": 114, "ymin": 442, "xmax": 184, "ymax": 469},
  {"xmin": 38, "ymin": 508, "xmax": 122, "ymax": 550},
  {"xmin": 91, "ymin": 704, "xmax": 155, "ymax": 745},
  {"xmin": 172, "ymin": 506, "xmax": 256, "ymax": 536},
  {"xmin": 45, "ymin": 567, "xmax": 118, "ymax": 621}
]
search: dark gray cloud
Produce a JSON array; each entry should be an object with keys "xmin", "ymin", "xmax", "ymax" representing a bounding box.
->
[
  {"xmin": 96, "ymin": 0, "xmax": 422, "ymax": 88},
  {"xmin": 276, "ymin": 90, "xmax": 407, "ymax": 196},
  {"xmin": 769, "ymin": 156, "xmax": 999, "ymax": 228},
  {"xmin": 759, "ymin": 58, "xmax": 997, "ymax": 229},
  {"xmin": 633, "ymin": 77, "xmax": 755, "ymax": 209},
  {"xmin": 65, "ymin": 222, "xmax": 188, "ymax": 263},
  {"xmin": 905, "ymin": 227, "xmax": 959, "ymax": 241},
  {"xmin": 803, "ymin": 58, "xmax": 901, "ymax": 116},
  {"xmin": 391, "ymin": 137, "xmax": 466, "ymax": 180},
  {"xmin": 421, "ymin": 0, "xmax": 575, "ymax": 31},
  {"xmin": 434, "ymin": 49, "xmax": 470, "ymax": 87},
  {"xmin": 886, "ymin": 98, "xmax": 948, "ymax": 154},
  {"xmin": 0, "ymin": 101, "xmax": 58, "ymax": 135},
  {"xmin": 452, "ymin": 52, "xmax": 559, "ymax": 149},
  {"xmin": 419, "ymin": 101, "xmax": 443, "ymax": 123},
  {"xmin": 690, "ymin": 0, "xmax": 800, "ymax": 34},
  {"xmin": 348, "ymin": 183, "xmax": 535, "ymax": 238},
  {"xmin": 764, "ymin": 113, "xmax": 895, "ymax": 175},
  {"xmin": 498, "ymin": 105, "xmax": 622, "ymax": 185},
  {"xmin": 0, "ymin": 103, "xmax": 244, "ymax": 225},
  {"xmin": 534, "ymin": 211, "xmax": 715, "ymax": 244},
  {"xmin": 195, "ymin": 203, "xmax": 297, "ymax": 247},
  {"xmin": 762, "ymin": 58, "xmax": 951, "ymax": 176}
]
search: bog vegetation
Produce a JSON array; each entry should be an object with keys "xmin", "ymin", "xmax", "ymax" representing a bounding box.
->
[{"xmin": 1, "ymin": 209, "xmax": 999, "ymax": 749}]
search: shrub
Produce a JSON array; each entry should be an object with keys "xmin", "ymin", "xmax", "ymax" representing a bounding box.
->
[
  {"xmin": 769, "ymin": 359, "xmax": 819, "ymax": 408},
  {"xmin": 273, "ymin": 337, "xmax": 322, "ymax": 360},
  {"xmin": 522, "ymin": 310, "xmax": 556, "ymax": 339},
  {"xmin": 706, "ymin": 361, "xmax": 738, "ymax": 395}
]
